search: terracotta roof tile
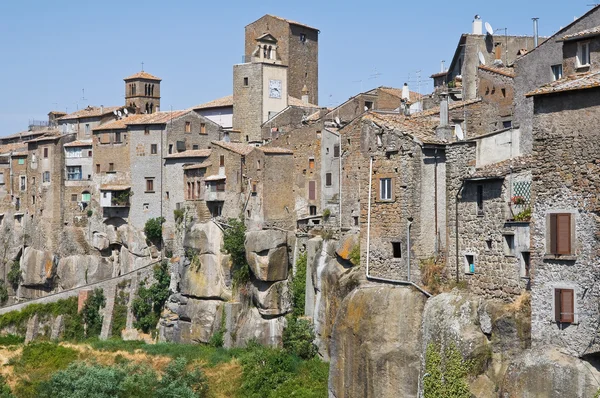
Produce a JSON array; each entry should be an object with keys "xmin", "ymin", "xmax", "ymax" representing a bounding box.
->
[
  {"xmin": 164, "ymin": 149, "xmax": 211, "ymax": 159},
  {"xmin": 430, "ymin": 71, "xmax": 448, "ymax": 78},
  {"xmin": 526, "ymin": 71, "xmax": 600, "ymax": 97},
  {"xmin": 123, "ymin": 71, "xmax": 161, "ymax": 81},
  {"xmin": 468, "ymin": 155, "xmax": 533, "ymax": 179},
  {"xmin": 478, "ymin": 65, "xmax": 515, "ymax": 78},
  {"xmin": 377, "ymin": 86, "xmax": 423, "ymax": 102},
  {"xmin": 211, "ymin": 141, "xmax": 255, "ymax": 156},
  {"xmin": 305, "ymin": 110, "xmax": 322, "ymax": 122},
  {"xmin": 192, "ymin": 95, "xmax": 234, "ymax": 110},
  {"xmin": 58, "ymin": 106, "xmax": 120, "ymax": 121},
  {"xmin": 125, "ymin": 110, "xmax": 189, "ymax": 125},
  {"xmin": 100, "ymin": 185, "xmax": 131, "ymax": 190},
  {"xmin": 0, "ymin": 130, "xmax": 46, "ymax": 141},
  {"xmin": 64, "ymin": 140, "xmax": 92, "ymax": 147},
  {"xmin": 0, "ymin": 143, "xmax": 27, "ymax": 155},
  {"xmin": 559, "ymin": 26, "xmax": 600, "ymax": 42},
  {"xmin": 364, "ymin": 112, "xmax": 444, "ymax": 144},
  {"xmin": 205, "ymin": 174, "xmax": 227, "ymax": 181},
  {"xmin": 24, "ymin": 133, "xmax": 62, "ymax": 143},
  {"xmin": 414, "ymin": 98, "xmax": 482, "ymax": 118},
  {"xmin": 264, "ymin": 15, "xmax": 318, "ymax": 31},
  {"xmin": 184, "ymin": 160, "xmax": 212, "ymax": 170}
]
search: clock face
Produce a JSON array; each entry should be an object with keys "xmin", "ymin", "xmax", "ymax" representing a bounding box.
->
[{"xmin": 269, "ymin": 79, "xmax": 282, "ymax": 99}]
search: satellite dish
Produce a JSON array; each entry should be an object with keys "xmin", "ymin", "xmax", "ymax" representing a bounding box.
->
[
  {"xmin": 117, "ymin": 110, "xmax": 122, "ymax": 118},
  {"xmin": 364, "ymin": 106, "xmax": 369, "ymax": 111},
  {"xmin": 113, "ymin": 110, "xmax": 118, "ymax": 116},
  {"xmin": 478, "ymin": 51, "xmax": 486, "ymax": 65},
  {"xmin": 455, "ymin": 124, "xmax": 464, "ymax": 140},
  {"xmin": 485, "ymin": 22, "xmax": 494, "ymax": 35},
  {"xmin": 335, "ymin": 116, "xmax": 341, "ymax": 126},
  {"xmin": 123, "ymin": 108, "xmax": 128, "ymax": 115}
]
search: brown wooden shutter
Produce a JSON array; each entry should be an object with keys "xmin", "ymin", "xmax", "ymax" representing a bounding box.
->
[
  {"xmin": 554, "ymin": 289, "xmax": 562, "ymax": 322},
  {"xmin": 556, "ymin": 214, "xmax": 571, "ymax": 255},
  {"xmin": 550, "ymin": 213, "xmax": 558, "ymax": 254},
  {"xmin": 308, "ymin": 181, "xmax": 315, "ymax": 200},
  {"xmin": 326, "ymin": 173, "xmax": 332, "ymax": 186},
  {"xmin": 333, "ymin": 145, "xmax": 340, "ymax": 158},
  {"xmin": 560, "ymin": 289, "xmax": 574, "ymax": 323}
]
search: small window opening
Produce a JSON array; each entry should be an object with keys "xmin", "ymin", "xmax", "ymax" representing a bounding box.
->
[
  {"xmin": 309, "ymin": 205, "xmax": 317, "ymax": 216},
  {"xmin": 486, "ymin": 239, "xmax": 492, "ymax": 250},
  {"xmin": 465, "ymin": 255, "xmax": 475, "ymax": 274},
  {"xmin": 476, "ymin": 185, "xmax": 484, "ymax": 216},
  {"xmin": 504, "ymin": 234, "xmax": 515, "ymax": 256},
  {"xmin": 522, "ymin": 252, "xmax": 531, "ymax": 279},
  {"xmin": 392, "ymin": 242, "xmax": 402, "ymax": 258},
  {"xmin": 243, "ymin": 77, "xmax": 249, "ymax": 86},
  {"xmin": 219, "ymin": 155, "xmax": 225, "ymax": 167},
  {"xmin": 365, "ymin": 101, "xmax": 373, "ymax": 110},
  {"xmin": 353, "ymin": 216, "xmax": 359, "ymax": 226}
]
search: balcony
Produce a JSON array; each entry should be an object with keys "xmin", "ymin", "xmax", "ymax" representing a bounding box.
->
[
  {"xmin": 100, "ymin": 186, "xmax": 131, "ymax": 207},
  {"xmin": 204, "ymin": 176, "xmax": 226, "ymax": 202}
]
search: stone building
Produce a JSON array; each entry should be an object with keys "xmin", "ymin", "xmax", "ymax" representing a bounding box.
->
[
  {"xmin": 124, "ymin": 71, "xmax": 161, "ymax": 114},
  {"xmin": 58, "ymin": 106, "xmax": 120, "ymax": 138},
  {"xmin": 513, "ymin": 5, "xmax": 600, "ymax": 155},
  {"xmin": 525, "ymin": 26, "xmax": 600, "ymax": 357},
  {"xmin": 245, "ymin": 15, "xmax": 319, "ymax": 105},
  {"xmin": 192, "ymin": 95, "xmax": 234, "ymax": 130},
  {"xmin": 63, "ymin": 140, "xmax": 94, "ymax": 227},
  {"xmin": 445, "ymin": 16, "xmax": 536, "ymax": 101}
]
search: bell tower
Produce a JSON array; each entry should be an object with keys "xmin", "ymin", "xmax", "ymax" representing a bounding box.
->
[{"xmin": 124, "ymin": 71, "xmax": 161, "ymax": 114}]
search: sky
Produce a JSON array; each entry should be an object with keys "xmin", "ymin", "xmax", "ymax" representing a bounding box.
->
[{"xmin": 0, "ymin": 0, "xmax": 592, "ymax": 136}]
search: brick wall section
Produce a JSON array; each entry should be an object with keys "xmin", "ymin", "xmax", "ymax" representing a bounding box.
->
[
  {"xmin": 477, "ymin": 69, "xmax": 514, "ymax": 120},
  {"xmin": 530, "ymin": 88, "xmax": 600, "ymax": 356}
]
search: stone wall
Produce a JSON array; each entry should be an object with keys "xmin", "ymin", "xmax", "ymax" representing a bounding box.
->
[
  {"xmin": 530, "ymin": 88, "xmax": 600, "ymax": 356},
  {"xmin": 232, "ymin": 63, "xmax": 263, "ymax": 142}
]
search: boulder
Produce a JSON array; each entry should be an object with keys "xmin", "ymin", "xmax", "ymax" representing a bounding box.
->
[
  {"xmin": 180, "ymin": 254, "xmax": 231, "ymax": 301},
  {"xmin": 245, "ymin": 230, "xmax": 287, "ymax": 253},
  {"xmin": 159, "ymin": 295, "xmax": 224, "ymax": 344},
  {"xmin": 251, "ymin": 279, "xmax": 291, "ymax": 317},
  {"xmin": 57, "ymin": 255, "xmax": 114, "ymax": 290},
  {"xmin": 247, "ymin": 246, "xmax": 289, "ymax": 282},
  {"xmin": 500, "ymin": 346, "xmax": 600, "ymax": 397},
  {"xmin": 183, "ymin": 221, "xmax": 223, "ymax": 255},
  {"xmin": 335, "ymin": 233, "xmax": 359, "ymax": 261},
  {"xmin": 229, "ymin": 307, "xmax": 286, "ymax": 348},
  {"xmin": 21, "ymin": 247, "xmax": 57, "ymax": 286},
  {"xmin": 328, "ymin": 286, "xmax": 427, "ymax": 398},
  {"xmin": 92, "ymin": 232, "xmax": 110, "ymax": 251},
  {"xmin": 117, "ymin": 225, "xmax": 150, "ymax": 257}
]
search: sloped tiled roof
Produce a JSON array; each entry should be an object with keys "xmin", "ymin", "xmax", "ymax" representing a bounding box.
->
[
  {"xmin": 430, "ymin": 71, "xmax": 448, "ymax": 78},
  {"xmin": 0, "ymin": 130, "xmax": 46, "ymax": 141},
  {"xmin": 192, "ymin": 95, "xmax": 234, "ymax": 110},
  {"xmin": 184, "ymin": 160, "xmax": 212, "ymax": 170},
  {"xmin": 468, "ymin": 155, "xmax": 534, "ymax": 179},
  {"xmin": 24, "ymin": 133, "xmax": 62, "ymax": 143},
  {"xmin": 364, "ymin": 112, "xmax": 444, "ymax": 145},
  {"xmin": 478, "ymin": 65, "xmax": 515, "ymax": 78},
  {"xmin": 58, "ymin": 106, "xmax": 120, "ymax": 121},
  {"xmin": 305, "ymin": 110, "xmax": 322, "ymax": 122},
  {"xmin": 64, "ymin": 140, "xmax": 93, "ymax": 147},
  {"xmin": 414, "ymin": 98, "xmax": 482, "ymax": 118},
  {"xmin": 376, "ymin": 86, "xmax": 423, "ymax": 102},
  {"xmin": 211, "ymin": 141, "xmax": 255, "ymax": 156},
  {"xmin": 123, "ymin": 71, "xmax": 161, "ymax": 81},
  {"xmin": 288, "ymin": 96, "xmax": 319, "ymax": 108},
  {"xmin": 93, "ymin": 115, "xmax": 144, "ymax": 131},
  {"xmin": 164, "ymin": 149, "xmax": 211, "ymax": 159},
  {"xmin": 258, "ymin": 147, "xmax": 293, "ymax": 154},
  {"xmin": 559, "ymin": 26, "xmax": 600, "ymax": 42},
  {"xmin": 526, "ymin": 71, "xmax": 600, "ymax": 97},
  {"xmin": 0, "ymin": 143, "xmax": 27, "ymax": 155},
  {"xmin": 126, "ymin": 110, "xmax": 189, "ymax": 125}
]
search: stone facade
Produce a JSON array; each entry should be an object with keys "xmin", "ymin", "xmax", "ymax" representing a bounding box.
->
[
  {"xmin": 529, "ymin": 87, "xmax": 600, "ymax": 356},
  {"xmin": 245, "ymin": 15, "xmax": 319, "ymax": 105}
]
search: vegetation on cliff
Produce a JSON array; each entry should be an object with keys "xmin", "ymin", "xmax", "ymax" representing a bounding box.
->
[{"xmin": 132, "ymin": 260, "xmax": 171, "ymax": 334}]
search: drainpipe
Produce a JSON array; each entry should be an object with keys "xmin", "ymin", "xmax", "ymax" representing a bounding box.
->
[
  {"xmin": 434, "ymin": 149, "xmax": 438, "ymax": 254},
  {"xmin": 338, "ymin": 133, "xmax": 342, "ymax": 230},
  {"xmin": 407, "ymin": 219, "xmax": 413, "ymax": 282},
  {"xmin": 365, "ymin": 156, "xmax": 431, "ymax": 297}
]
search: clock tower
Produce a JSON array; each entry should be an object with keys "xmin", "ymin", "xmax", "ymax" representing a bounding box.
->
[{"xmin": 233, "ymin": 33, "xmax": 288, "ymax": 143}]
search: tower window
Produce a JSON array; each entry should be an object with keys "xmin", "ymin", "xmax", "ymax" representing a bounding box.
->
[
  {"xmin": 243, "ymin": 77, "xmax": 249, "ymax": 86},
  {"xmin": 300, "ymin": 33, "xmax": 306, "ymax": 43},
  {"xmin": 146, "ymin": 178, "xmax": 155, "ymax": 192},
  {"xmin": 185, "ymin": 121, "xmax": 191, "ymax": 133},
  {"xmin": 151, "ymin": 144, "xmax": 157, "ymax": 154},
  {"xmin": 200, "ymin": 123, "xmax": 206, "ymax": 134},
  {"xmin": 43, "ymin": 147, "xmax": 48, "ymax": 158},
  {"xmin": 219, "ymin": 155, "xmax": 225, "ymax": 167},
  {"xmin": 476, "ymin": 185, "xmax": 484, "ymax": 216},
  {"xmin": 392, "ymin": 242, "xmax": 402, "ymax": 258}
]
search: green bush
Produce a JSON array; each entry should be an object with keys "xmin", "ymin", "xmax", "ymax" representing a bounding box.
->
[
  {"xmin": 81, "ymin": 288, "xmax": 105, "ymax": 338},
  {"xmin": 424, "ymin": 342, "xmax": 472, "ymax": 398},
  {"xmin": 132, "ymin": 261, "xmax": 171, "ymax": 334},
  {"xmin": 322, "ymin": 208, "xmax": 331, "ymax": 220},
  {"xmin": 111, "ymin": 291, "xmax": 129, "ymax": 338},
  {"xmin": 239, "ymin": 344, "xmax": 299, "ymax": 398},
  {"xmin": 36, "ymin": 358, "xmax": 208, "ymax": 398},
  {"xmin": 86, "ymin": 209, "xmax": 93, "ymax": 217},
  {"xmin": 7, "ymin": 261, "xmax": 21, "ymax": 289},
  {"xmin": 269, "ymin": 359, "xmax": 329, "ymax": 398},
  {"xmin": 349, "ymin": 243, "xmax": 360, "ymax": 266},
  {"xmin": 174, "ymin": 209, "xmax": 185, "ymax": 224},
  {"xmin": 282, "ymin": 317, "xmax": 317, "ymax": 360},
  {"xmin": 144, "ymin": 217, "xmax": 165, "ymax": 244},
  {"xmin": 291, "ymin": 253, "xmax": 307, "ymax": 318},
  {"xmin": 0, "ymin": 281, "xmax": 8, "ymax": 305},
  {"xmin": 0, "ymin": 375, "xmax": 14, "ymax": 398},
  {"xmin": 223, "ymin": 218, "xmax": 250, "ymax": 288}
]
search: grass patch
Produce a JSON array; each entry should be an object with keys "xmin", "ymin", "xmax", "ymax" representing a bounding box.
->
[{"xmin": 0, "ymin": 335, "xmax": 24, "ymax": 346}]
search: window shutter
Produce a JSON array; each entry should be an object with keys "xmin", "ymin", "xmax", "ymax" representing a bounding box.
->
[
  {"xmin": 560, "ymin": 289, "xmax": 574, "ymax": 323},
  {"xmin": 556, "ymin": 214, "xmax": 571, "ymax": 255},
  {"xmin": 308, "ymin": 181, "xmax": 315, "ymax": 200},
  {"xmin": 326, "ymin": 173, "xmax": 332, "ymax": 186},
  {"xmin": 333, "ymin": 145, "xmax": 340, "ymax": 158},
  {"xmin": 550, "ymin": 213, "xmax": 558, "ymax": 254},
  {"xmin": 554, "ymin": 289, "xmax": 562, "ymax": 322}
]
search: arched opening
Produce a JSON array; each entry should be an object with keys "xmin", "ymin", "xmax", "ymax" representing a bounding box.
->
[{"xmin": 145, "ymin": 103, "xmax": 150, "ymax": 113}]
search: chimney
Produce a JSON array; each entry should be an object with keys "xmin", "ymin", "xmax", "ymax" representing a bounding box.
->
[
  {"xmin": 532, "ymin": 18, "xmax": 539, "ymax": 47},
  {"xmin": 100, "ymin": 105, "xmax": 103, "ymax": 114},
  {"xmin": 440, "ymin": 93, "xmax": 449, "ymax": 127},
  {"xmin": 401, "ymin": 83, "xmax": 410, "ymax": 101},
  {"xmin": 301, "ymin": 85, "xmax": 309, "ymax": 104},
  {"xmin": 473, "ymin": 15, "xmax": 483, "ymax": 35}
]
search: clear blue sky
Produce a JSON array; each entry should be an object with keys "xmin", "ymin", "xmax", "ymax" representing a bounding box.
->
[{"xmin": 0, "ymin": 0, "xmax": 591, "ymax": 136}]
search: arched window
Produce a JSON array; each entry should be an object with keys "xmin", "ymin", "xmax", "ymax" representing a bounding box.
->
[
  {"xmin": 145, "ymin": 84, "xmax": 148, "ymax": 95},
  {"xmin": 145, "ymin": 103, "xmax": 150, "ymax": 113},
  {"xmin": 151, "ymin": 84, "xmax": 154, "ymax": 96},
  {"xmin": 267, "ymin": 46, "xmax": 272, "ymax": 59},
  {"xmin": 263, "ymin": 45, "xmax": 268, "ymax": 58},
  {"xmin": 150, "ymin": 103, "xmax": 154, "ymax": 113}
]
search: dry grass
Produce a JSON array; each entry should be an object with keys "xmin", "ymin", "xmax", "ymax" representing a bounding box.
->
[
  {"xmin": 203, "ymin": 358, "xmax": 243, "ymax": 398},
  {"xmin": 504, "ymin": 291, "xmax": 531, "ymax": 315},
  {"xmin": 63, "ymin": 342, "xmax": 172, "ymax": 372}
]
